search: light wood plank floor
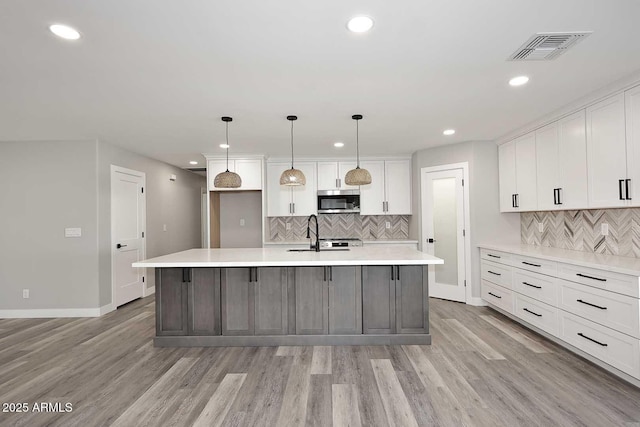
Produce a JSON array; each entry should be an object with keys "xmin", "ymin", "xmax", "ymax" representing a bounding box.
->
[{"xmin": 1, "ymin": 296, "xmax": 639, "ymax": 426}]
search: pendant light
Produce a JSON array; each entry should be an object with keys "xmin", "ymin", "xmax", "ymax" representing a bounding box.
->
[
  {"xmin": 280, "ymin": 115, "xmax": 306, "ymax": 186},
  {"xmin": 344, "ymin": 114, "xmax": 372, "ymax": 185},
  {"xmin": 214, "ymin": 116, "xmax": 242, "ymax": 188}
]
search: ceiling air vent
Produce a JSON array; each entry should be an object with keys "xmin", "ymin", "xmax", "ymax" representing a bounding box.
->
[{"xmin": 508, "ymin": 32, "xmax": 592, "ymax": 61}]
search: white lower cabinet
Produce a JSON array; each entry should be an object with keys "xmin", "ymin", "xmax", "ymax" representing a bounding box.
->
[
  {"xmin": 559, "ymin": 311, "xmax": 640, "ymax": 379},
  {"xmin": 480, "ymin": 247, "xmax": 640, "ymax": 382}
]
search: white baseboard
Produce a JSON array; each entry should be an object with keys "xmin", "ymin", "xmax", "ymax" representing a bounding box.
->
[
  {"xmin": 467, "ymin": 297, "xmax": 488, "ymax": 306},
  {"xmin": 0, "ymin": 307, "xmax": 101, "ymax": 319},
  {"xmin": 143, "ymin": 286, "xmax": 155, "ymax": 297},
  {"xmin": 99, "ymin": 303, "xmax": 115, "ymax": 316}
]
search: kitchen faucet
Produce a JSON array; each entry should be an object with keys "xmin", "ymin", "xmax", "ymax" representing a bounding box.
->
[{"xmin": 307, "ymin": 214, "xmax": 320, "ymax": 252}]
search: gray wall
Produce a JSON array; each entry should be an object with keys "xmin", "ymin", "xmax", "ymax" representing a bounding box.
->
[
  {"xmin": 411, "ymin": 140, "xmax": 521, "ymax": 298},
  {"xmin": 0, "ymin": 139, "xmax": 205, "ymax": 312},
  {"xmin": 219, "ymin": 191, "xmax": 263, "ymax": 248},
  {"xmin": 0, "ymin": 140, "xmax": 100, "ymax": 309},
  {"xmin": 97, "ymin": 141, "xmax": 206, "ymax": 306}
]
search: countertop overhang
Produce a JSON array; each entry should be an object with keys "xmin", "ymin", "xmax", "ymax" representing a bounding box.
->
[{"xmin": 133, "ymin": 247, "xmax": 443, "ymax": 268}]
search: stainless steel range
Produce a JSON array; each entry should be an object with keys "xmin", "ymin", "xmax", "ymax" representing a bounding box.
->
[{"xmin": 318, "ymin": 238, "xmax": 363, "ymax": 248}]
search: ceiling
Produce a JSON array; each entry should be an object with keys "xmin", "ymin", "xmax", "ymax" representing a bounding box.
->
[{"xmin": 2, "ymin": 1, "xmax": 640, "ymax": 169}]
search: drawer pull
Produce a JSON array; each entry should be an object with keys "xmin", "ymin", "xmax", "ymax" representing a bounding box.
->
[
  {"xmin": 523, "ymin": 308, "xmax": 542, "ymax": 317},
  {"xmin": 577, "ymin": 332, "xmax": 608, "ymax": 347},
  {"xmin": 523, "ymin": 281, "xmax": 542, "ymax": 289},
  {"xmin": 487, "ymin": 271, "xmax": 501, "ymax": 276},
  {"xmin": 487, "ymin": 254, "xmax": 501, "ymax": 258},
  {"xmin": 576, "ymin": 273, "xmax": 606, "ymax": 282},
  {"xmin": 488, "ymin": 292, "xmax": 502, "ymax": 299},
  {"xmin": 522, "ymin": 261, "xmax": 541, "ymax": 267},
  {"xmin": 577, "ymin": 299, "xmax": 607, "ymax": 310}
]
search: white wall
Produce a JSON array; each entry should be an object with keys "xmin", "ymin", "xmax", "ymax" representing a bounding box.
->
[
  {"xmin": 410, "ymin": 140, "xmax": 521, "ymax": 299},
  {"xmin": 0, "ymin": 139, "xmax": 205, "ymax": 315},
  {"xmin": 219, "ymin": 191, "xmax": 263, "ymax": 248}
]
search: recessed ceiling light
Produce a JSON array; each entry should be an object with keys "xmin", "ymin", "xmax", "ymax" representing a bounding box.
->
[
  {"xmin": 347, "ymin": 16, "xmax": 374, "ymax": 33},
  {"xmin": 49, "ymin": 24, "xmax": 81, "ymax": 40},
  {"xmin": 219, "ymin": 144, "xmax": 230, "ymax": 149},
  {"xmin": 189, "ymin": 161, "xmax": 198, "ymax": 165},
  {"xmin": 509, "ymin": 75, "xmax": 529, "ymax": 87},
  {"xmin": 443, "ymin": 129, "xmax": 456, "ymax": 136},
  {"xmin": 334, "ymin": 142, "xmax": 345, "ymax": 148}
]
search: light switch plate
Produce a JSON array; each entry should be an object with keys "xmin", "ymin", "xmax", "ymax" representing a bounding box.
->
[
  {"xmin": 601, "ymin": 223, "xmax": 609, "ymax": 236},
  {"xmin": 163, "ymin": 224, "xmax": 167, "ymax": 232},
  {"xmin": 538, "ymin": 222, "xmax": 544, "ymax": 233},
  {"xmin": 23, "ymin": 289, "xmax": 29, "ymax": 299},
  {"xmin": 65, "ymin": 227, "xmax": 82, "ymax": 237},
  {"xmin": 385, "ymin": 221, "xmax": 391, "ymax": 229},
  {"xmin": 240, "ymin": 218, "xmax": 245, "ymax": 226},
  {"xmin": 286, "ymin": 223, "xmax": 292, "ymax": 231}
]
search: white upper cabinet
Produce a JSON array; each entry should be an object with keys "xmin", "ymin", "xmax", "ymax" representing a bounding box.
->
[
  {"xmin": 626, "ymin": 85, "xmax": 640, "ymax": 206},
  {"xmin": 586, "ymin": 93, "xmax": 627, "ymax": 208},
  {"xmin": 535, "ymin": 111, "xmax": 588, "ymax": 211},
  {"xmin": 317, "ymin": 161, "xmax": 358, "ymax": 190},
  {"xmin": 290, "ymin": 162, "xmax": 317, "ymax": 216},
  {"xmin": 207, "ymin": 158, "xmax": 263, "ymax": 191},
  {"xmin": 535, "ymin": 123, "xmax": 560, "ymax": 211},
  {"xmin": 514, "ymin": 133, "xmax": 537, "ymax": 211},
  {"xmin": 360, "ymin": 159, "xmax": 412, "ymax": 215},
  {"xmin": 266, "ymin": 162, "xmax": 317, "ymax": 217},
  {"xmin": 558, "ymin": 111, "xmax": 588, "ymax": 209},
  {"xmin": 499, "ymin": 133, "xmax": 536, "ymax": 212},
  {"xmin": 499, "ymin": 141, "xmax": 517, "ymax": 212},
  {"xmin": 359, "ymin": 161, "xmax": 386, "ymax": 215},
  {"xmin": 385, "ymin": 160, "xmax": 412, "ymax": 214}
]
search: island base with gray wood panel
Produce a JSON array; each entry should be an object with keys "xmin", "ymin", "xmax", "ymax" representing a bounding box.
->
[{"xmin": 153, "ymin": 265, "xmax": 430, "ymax": 347}]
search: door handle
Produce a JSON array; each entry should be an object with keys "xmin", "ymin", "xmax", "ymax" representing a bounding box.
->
[
  {"xmin": 557, "ymin": 188, "xmax": 563, "ymax": 205},
  {"xmin": 553, "ymin": 189, "xmax": 558, "ymax": 205},
  {"xmin": 116, "ymin": 244, "xmax": 127, "ymax": 249},
  {"xmin": 619, "ymin": 179, "xmax": 625, "ymax": 200},
  {"xmin": 396, "ymin": 266, "xmax": 400, "ymax": 281},
  {"xmin": 329, "ymin": 266, "xmax": 332, "ymax": 282},
  {"xmin": 427, "ymin": 238, "xmax": 436, "ymax": 243},
  {"xmin": 626, "ymin": 179, "xmax": 631, "ymax": 200}
]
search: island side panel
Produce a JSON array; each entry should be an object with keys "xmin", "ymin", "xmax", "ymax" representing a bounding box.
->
[{"xmin": 156, "ymin": 268, "xmax": 188, "ymax": 336}]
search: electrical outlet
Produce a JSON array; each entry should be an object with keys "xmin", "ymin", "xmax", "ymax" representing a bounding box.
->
[
  {"xmin": 285, "ymin": 223, "xmax": 292, "ymax": 231},
  {"xmin": 163, "ymin": 224, "xmax": 167, "ymax": 232},
  {"xmin": 601, "ymin": 223, "xmax": 609, "ymax": 236},
  {"xmin": 385, "ymin": 221, "xmax": 391, "ymax": 229},
  {"xmin": 538, "ymin": 222, "xmax": 544, "ymax": 233},
  {"xmin": 240, "ymin": 218, "xmax": 245, "ymax": 227},
  {"xmin": 23, "ymin": 289, "xmax": 29, "ymax": 299}
]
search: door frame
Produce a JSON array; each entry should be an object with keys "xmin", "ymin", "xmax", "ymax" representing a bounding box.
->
[
  {"xmin": 110, "ymin": 165, "xmax": 147, "ymax": 309},
  {"xmin": 420, "ymin": 162, "xmax": 472, "ymax": 304}
]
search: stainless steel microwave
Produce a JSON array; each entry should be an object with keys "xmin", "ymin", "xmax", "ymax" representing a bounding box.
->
[{"xmin": 317, "ymin": 190, "xmax": 360, "ymax": 214}]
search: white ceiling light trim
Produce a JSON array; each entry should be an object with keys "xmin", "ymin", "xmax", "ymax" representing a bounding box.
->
[
  {"xmin": 334, "ymin": 142, "xmax": 344, "ymax": 147},
  {"xmin": 49, "ymin": 24, "xmax": 81, "ymax": 40},
  {"xmin": 347, "ymin": 16, "xmax": 374, "ymax": 33},
  {"xmin": 509, "ymin": 76, "xmax": 530, "ymax": 87},
  {"xmin": 443, "ymin": 129, "xmax": 456, "ymax": 136},
  {"xmin": 189, "ymin": 161, "xmax": 198, "ymax": 165},
  {"xmin": 219, "ymin": 143, "xmax": 229, "ymax": 149}
]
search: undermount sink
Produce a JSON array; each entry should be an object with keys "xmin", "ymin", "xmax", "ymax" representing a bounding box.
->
[{"xmin": 287, "ymin": 248, "xmax": 350, "ymax": 252}]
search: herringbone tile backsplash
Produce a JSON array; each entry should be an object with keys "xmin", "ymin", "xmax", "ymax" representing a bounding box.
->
[
  {"xmin": 268, "ymin": 214, "xmax": 409, "ymax": 241},
  {"xmin": 521, "ymin": 209, "xmax": 640, "ymax": 258}
]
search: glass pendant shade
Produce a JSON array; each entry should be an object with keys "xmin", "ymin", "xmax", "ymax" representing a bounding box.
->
[
  {"xmin": 281, "ymin": 115, "xmax": 306, "ymax": 186},
  {"xmin": 344, "ymin": 166, "xmax": 371, "ymax": 185},
  {"xmin": 345, "ymin": 114, "xmax": 372, "ymax": 185},
  {"xmin": 214, "ymin": 116, "xmax": 242, "ymax": 189}
]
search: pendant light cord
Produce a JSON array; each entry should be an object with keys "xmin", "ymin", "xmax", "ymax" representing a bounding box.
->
[
  {"xmin": 225, "ymin": 121, "xmax": 230, "ymax": 172},
  {"xmin": 290, "ymin": 120, "xmax": 294, "ymax": 169},
  {"xmin": 356, "ymin": 118, "xmax": 360, "ymax": 168}
]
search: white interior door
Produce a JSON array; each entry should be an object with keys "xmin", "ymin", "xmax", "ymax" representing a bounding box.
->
[
  {"xmin": 111, "ymin": 166, "xmax": 146, "ymax": 307},
  {"xmin": 422, "ymin": 168, "xmax": 466, "ymax": 302}
]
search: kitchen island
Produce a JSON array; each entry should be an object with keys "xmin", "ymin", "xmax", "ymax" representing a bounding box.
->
[{"xmin": 133, "ymin": 246, "xmax": 443, "ymax": 347}]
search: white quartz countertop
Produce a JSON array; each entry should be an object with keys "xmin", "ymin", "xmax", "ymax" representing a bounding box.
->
[
  {"xmin": 478, "ymin": 243, "xmax": 640, "ymax": 276},
  {"xmin": 263, "ymin": 240, "xmax": 419, "ymax": 245},
  {"xmin": 133, "ymin": 247, "xmax": 443, "ymax": 268}
]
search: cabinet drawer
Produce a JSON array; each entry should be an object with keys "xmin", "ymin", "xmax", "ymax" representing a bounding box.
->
[
  {"xmin": 513, "ymin": 269, "xmax": 558, "ymax": 306},
  {"xmin": 480, "ymin": 249, "xmax": 511, "ymax": 265},
  {"xmin": 558, "ymin": 279, "xmax": 640, "ymax": 338},
  {"xmin": 515, "ymin": 294, "xmax": 558, "ymax": 336},
  {"xmin": 480, "ymin": 260, "xmax": 512, "ymax": 288},
  {"xmin": 481, "ymin": 280, "xmax": 513, "ymax": 313},
  {"xmin": 512, "ymin": 255, "xmax": 557, "ymax": 276},
  {"xmin": 557, "ymin": 263, "xmax": 640, "ymax": 298},
  {"xmin": 559, "ymin": 311, "xmax": 640, "ymax": 379}
]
